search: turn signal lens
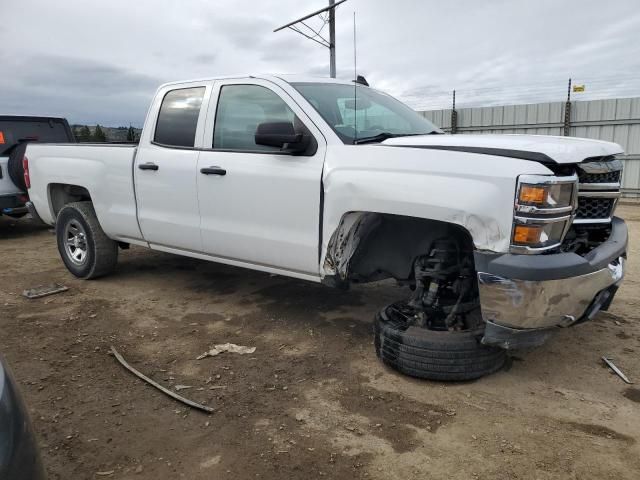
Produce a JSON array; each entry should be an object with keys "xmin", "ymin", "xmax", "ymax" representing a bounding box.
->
[
  {"xmin": 0, "ymin": 131, "xmax": 5, "ymax": 144},
  {"xmin": 519, "ymin": 185, "xmax": 547, "ymax": 204},
  {"xmin": 513, "ymin": 225, "xmax": 542, "ymax": 244}
]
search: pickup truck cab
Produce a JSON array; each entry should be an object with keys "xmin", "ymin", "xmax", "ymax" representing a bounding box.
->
[
  {"xmin": 0, "ymin": 115, "xmax": 75, "ymax": 218},
  {"xmin": 24, "ymin": 75, "xmax": 627, "ymax": 381}
]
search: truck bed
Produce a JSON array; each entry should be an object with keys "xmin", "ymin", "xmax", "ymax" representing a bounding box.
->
[{"xmin": 26, "ymin": 143, "xmax": 144, "ymax": 243}]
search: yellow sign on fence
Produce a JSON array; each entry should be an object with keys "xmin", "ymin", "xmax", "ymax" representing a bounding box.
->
[{"xmin": 573, "ymin": 84, "xmax": 586, "ymax": 93}]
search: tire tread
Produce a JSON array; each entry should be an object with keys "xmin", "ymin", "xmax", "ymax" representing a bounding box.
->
[{"xmin": 374, "ymin": 303, "xmax": 506, "ymax": 381}]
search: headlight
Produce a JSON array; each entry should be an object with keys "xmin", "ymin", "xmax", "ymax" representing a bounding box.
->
[
  {"xmin": 518, "ymin": 183, "xmax": 574, "ymax": 210},
  {"xmin": 511, "ymin": 175, "xmax": 578, "ymax": 253}
]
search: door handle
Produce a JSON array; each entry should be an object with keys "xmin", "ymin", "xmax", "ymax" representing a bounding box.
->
[
  {"xmin": 138, "ymin": 162, "xmax": 159, "ymax": 171},
  {"xmin": 200, "ymin": 166, "xmax": 227, "ymax": 176}
]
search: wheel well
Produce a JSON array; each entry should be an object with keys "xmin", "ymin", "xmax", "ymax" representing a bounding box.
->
[
  {"xmin": 49, "ymin": 184, "xmax": 92, "ymax": 218},
  {"xmin": 323, "ymin": 212, "xmax": 475, "ymax": 286}
]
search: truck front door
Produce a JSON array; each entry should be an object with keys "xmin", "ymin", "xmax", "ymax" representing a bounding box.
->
[{"xmin": 196, "ymin": 79, "xmax": 326, "ymax": 277}]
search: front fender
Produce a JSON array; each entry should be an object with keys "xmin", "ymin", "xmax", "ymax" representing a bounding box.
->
[{"xmin": 321, "ymin": 145, "xmax": 552, "ymax": 278}]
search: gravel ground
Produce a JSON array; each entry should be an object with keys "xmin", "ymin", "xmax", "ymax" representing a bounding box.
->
[{"xmin": 1, "ymin": 205, "xmax": 639, "ymax": 480}]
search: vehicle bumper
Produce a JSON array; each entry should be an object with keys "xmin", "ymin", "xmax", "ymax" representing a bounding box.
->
[
  {"xmin": 0, "ymin": 194, "xmax": 28, "ymax": 215},
  {"xmin": 474, "ymin": 217, "xmax": 627, "ymax": 348}
]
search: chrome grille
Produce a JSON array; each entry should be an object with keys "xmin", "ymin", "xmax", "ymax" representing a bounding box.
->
[{"xmin": 574, "ymin": 158, "xmax": 622, "ymax": 224}]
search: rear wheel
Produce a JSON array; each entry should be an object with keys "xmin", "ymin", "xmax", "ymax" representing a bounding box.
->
[
  {"xmin": 7, "ymin": 142, "xmax": 28, "ymax": 192},
  {"xmin": 374, "ymin": 302, "xmax": 507, "ymax": 381},
  {"xmin": 55, "ymin": 202, "xmax": 118, "ymax": 279}
]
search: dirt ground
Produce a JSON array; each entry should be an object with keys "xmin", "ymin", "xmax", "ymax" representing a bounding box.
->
[{"xmin": 1, "ymin": 206, "xmax": 639, "ymax": 480}]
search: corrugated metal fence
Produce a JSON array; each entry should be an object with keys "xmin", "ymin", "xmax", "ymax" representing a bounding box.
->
[{"xmin": 419, "ymin": 97, "xmax": 640, "ymax": 197}]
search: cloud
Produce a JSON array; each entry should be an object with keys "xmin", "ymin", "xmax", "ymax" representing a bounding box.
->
[{"xmin": 0, "ymin": 0, "xmax": 638, "ymax": 126}]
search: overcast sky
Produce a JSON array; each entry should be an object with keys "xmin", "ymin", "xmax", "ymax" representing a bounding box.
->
[{"xmin": 2, "ymin": 0, "xmax": 639, "ymax": 126}]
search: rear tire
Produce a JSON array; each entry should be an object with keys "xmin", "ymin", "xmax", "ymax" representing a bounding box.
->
[
  {"xmin": 374, "ymin": 302, "xmax": 506, "ymax": 381},
  {"xmin": 7, "ymin": 142, "xmax": 29, "ymax": 192},
  {"xmin": 55, "ymin": 202, "xmax": 118, "ymax": 279}
]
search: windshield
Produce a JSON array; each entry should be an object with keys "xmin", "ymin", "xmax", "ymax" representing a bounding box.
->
[{"xmin": 291, "ymin": 82, "xmax": 441, "ymax": 144}]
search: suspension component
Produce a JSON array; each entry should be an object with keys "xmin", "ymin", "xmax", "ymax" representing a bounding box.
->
[{"xmin": 408, "ymin": 238, "xmax": 480, "ymax": 331}]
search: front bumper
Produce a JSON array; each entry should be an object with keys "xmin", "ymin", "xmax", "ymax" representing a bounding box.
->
[{"xmin": 474, "ymin": 217, "xmax": 627, "ymax": 347}]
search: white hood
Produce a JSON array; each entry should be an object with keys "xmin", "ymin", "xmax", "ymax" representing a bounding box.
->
[{"xmin": 382, "ymin": 134, "xmax": 623, "ymax": 164}]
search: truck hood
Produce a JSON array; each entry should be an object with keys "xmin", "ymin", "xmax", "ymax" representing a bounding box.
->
[{"xmin": 381, "ymin": 134, "xmax": 624, "ymax": 164}]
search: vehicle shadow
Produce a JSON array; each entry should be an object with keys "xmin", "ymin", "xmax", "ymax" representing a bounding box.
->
[
  {"xmin": 110, "ymin": 246, "xmax": 404, "ymax": 326},
  {"xmin": 0, "ymin": 215, "xmax": 50, "ymax": 240}
]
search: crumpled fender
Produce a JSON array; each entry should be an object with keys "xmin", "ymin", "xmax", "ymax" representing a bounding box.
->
[{"xmin": 320, "ymin": 145, "xmax": 552, "ymax": 280}]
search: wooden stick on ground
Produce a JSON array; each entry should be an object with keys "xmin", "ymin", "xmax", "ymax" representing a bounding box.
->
[{"xmin": 110, "ymin": 346, "xmax": 214, "ymax": 414}]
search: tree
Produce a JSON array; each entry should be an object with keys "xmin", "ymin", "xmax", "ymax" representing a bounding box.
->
[
  {"xmin": 93, "ymin": 124, "xmax": 107, "ymax": 142},
  {"xmin": 77, "ymin": 125, "xmax": 92, "ymax": 142},
  {"xmin": 126, "ymin": 125, "xmax": 136, "ymax": 142}
]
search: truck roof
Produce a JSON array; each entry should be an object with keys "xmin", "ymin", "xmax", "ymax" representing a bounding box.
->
[{"xmin": 157, "ymin": 74, "xmax": 362, "ymax": 90}]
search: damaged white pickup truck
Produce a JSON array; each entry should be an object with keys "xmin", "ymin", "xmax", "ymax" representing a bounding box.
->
[{"xmin": 23, "ymin": 75, "xmax": 627, "ymax": 380}]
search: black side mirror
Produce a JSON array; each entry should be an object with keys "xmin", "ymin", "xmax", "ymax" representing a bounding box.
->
[{"xmin": 255, "ymin": 121, "xmax": 309, "ymax": 154}]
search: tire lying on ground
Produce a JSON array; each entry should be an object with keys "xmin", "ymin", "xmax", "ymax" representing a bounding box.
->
[
  {"xmin": 7, "ymin": 142, "xmax": 29, "ymax": 192},
  {"xmin": 374, "ymin": 302, "xmax": 507, "ymax": 381},
  {"xmin": 55, "ymin": 201, "xmax": 118, "ymax": 279}
]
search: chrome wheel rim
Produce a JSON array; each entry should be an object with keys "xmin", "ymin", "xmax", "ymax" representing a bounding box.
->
[{"xmin": 64, "ymin": 220, "xmax": 88, "ymax": 266}]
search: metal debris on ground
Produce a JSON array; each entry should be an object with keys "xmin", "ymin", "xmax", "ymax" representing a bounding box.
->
[
  {"xmin": 110, "ymin": 346, "xmax": 214, "ymax": 414},
  {"xmin": 197, "ymin": 343, "xmax": 256, "ymax": 360},
  {"xmin": 22, "ymin": 283, "xmax": 68, "ymax": 299},
  {"xmin": 602, "ymin": 356, "xmax": 633, "ymax": 384}
]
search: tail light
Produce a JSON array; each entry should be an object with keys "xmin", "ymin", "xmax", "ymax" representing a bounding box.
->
[{"xmin": 23, "ymin": 155, "xmax": 31, "ymax": 189}]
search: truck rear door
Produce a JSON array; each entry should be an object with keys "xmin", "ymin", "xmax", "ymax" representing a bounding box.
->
[
  {"xmin": 195, "ymin": 79, "xmax": 326, "ymax": 276},
  {"xmin": 134, "ymin": 83, "xmax": 210, "ymax": 252}
]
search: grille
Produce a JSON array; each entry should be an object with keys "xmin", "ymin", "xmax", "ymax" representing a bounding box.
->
[
  {"xmin": 576, "ymin": 197, "xmax": 615, "ymax": 220},
  {"xmin": 574, "ymin": 158, "xmax": 622, "ymax": 223},
  {"xmin": 578, "ymin": 170, "xmax": 621, "ymax": 184}
]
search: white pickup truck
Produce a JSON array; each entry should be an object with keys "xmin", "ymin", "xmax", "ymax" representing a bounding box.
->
[{"xmin": 23, "ymin": 75, "xmax": 627, "ymax": 381}]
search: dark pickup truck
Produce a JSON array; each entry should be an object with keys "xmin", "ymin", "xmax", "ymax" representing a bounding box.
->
[{"xmin": 0, "ymin": 116, "xmax": 75, "ymax": 218}]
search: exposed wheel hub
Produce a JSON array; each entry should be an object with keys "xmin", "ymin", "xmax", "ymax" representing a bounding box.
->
[{"xmin": 408, "ymin": 238, "xmax": 481, "ymax": 331}]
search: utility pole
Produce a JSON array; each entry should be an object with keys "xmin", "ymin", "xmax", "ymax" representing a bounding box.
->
[
  {"xmin": 451, "ymin": 90, "xmax": 458, "ymax": 134},
  {"xmin": 274, "ymin": 0, "xmax": 347, "ymax": 78},
  {"xmin": 564, "ymin": 78, "xmax": 572, "ymax": 136},
  {"xmin": 329, "ymin": 0, "xmax": 336, "ymax": 78}
]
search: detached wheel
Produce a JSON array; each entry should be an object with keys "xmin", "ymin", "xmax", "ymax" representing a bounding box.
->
[
  {"xmin": 374, "ymin": 302, "xmax": 506, "ymax": 381},
  {"xmin": 55, "ymin": 202, "xmax": 118, "ymax": 279}
]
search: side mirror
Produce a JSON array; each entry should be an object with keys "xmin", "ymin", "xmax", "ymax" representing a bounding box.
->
[{"xmin": 255, "ymin": 121, "xmax": 309, "ymax": 154}]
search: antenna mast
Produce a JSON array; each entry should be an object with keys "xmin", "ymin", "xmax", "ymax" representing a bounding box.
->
[
  {"xmin": 273, "ymin": 0, "xmax": 348, "ymax": 78},
  {"xmin": 353, "ymin": 10, "xmax": 357, "ymax": 143}
]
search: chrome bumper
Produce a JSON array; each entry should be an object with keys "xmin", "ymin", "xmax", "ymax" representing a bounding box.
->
[
  {"xmin": 474, "ymin": 216, "xmax": 628, "ymax": 333},
  {"xmin": 477, "ymin": 257, "xmax": 624, "ymax": 329}
]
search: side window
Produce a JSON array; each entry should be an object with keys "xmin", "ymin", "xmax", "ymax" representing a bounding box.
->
[
  {"xmin": 213, "ymin": 84, "xmax": 295, "ymax": 151},
  {"xmin": 154, "ymin": 87, "xmax": 205, "ymax": 148}
]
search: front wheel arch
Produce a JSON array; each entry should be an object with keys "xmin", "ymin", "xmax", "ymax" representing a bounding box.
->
[{"xmin": 322, "ymin": 212, "xmax": 476, "ymax": 286}]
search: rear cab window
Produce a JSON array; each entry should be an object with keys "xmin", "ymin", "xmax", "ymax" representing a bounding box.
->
[{"xmin": 154, "ymin": 87, "xmax": 206, "ymax": 148}]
